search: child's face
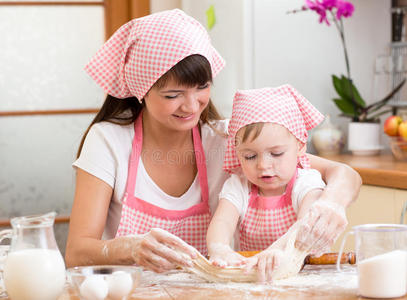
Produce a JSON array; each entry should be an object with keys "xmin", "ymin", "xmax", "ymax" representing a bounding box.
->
[{"xmin": 235, "ymin": 123, "xmax": 305, "ymax": 197}]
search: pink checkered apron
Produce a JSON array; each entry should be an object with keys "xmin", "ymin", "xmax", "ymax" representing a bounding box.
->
[
  {"xmin": 116, "ymin": 114, "xmax": 211, "ymax": 255},
  {"xmin": 239, "ymin": 170, "xmax": 298, "ymax": 251}
]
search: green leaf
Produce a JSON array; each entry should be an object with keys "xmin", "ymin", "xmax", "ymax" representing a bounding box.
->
[
  {"xmin": 365, "ymin": 78, "xmax": 406, "ymax": 113},
  {"xmin": 332, "ymin": 75, "xmax": 366, "ymax": 110},
  {"xmin": 339, "ymin": 75, "xmax": 366, "ymax": 107},
  {"xmin": 332, "ymin": 75, "xmax": 348, "ymax": 100},
  {"xmin": 366, "ymin": 109, "xmax": 393, "ymax": 121},
  {"xmin": 333, "ymin": 98, "xmax": 356, "ymax": 116}
]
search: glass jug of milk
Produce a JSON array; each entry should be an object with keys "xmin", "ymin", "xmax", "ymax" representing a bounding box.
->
[
  {"xmin": 337, "ymin": 224, "xmax": 407, "ymax": 298},
  {"xmin": 0, "ymin": 212, "xmax": 66, "ymax": 300}
]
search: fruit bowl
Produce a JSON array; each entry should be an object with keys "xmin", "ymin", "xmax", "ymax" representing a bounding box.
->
[
  {"xmin": 389, "ymin": 137, "xmax": 407, "ymax": 161},
  {"xmin": 66, "ymin": 265, "xmax": 141, "ymax": 300}
]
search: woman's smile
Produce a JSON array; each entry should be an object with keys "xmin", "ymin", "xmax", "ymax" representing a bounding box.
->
[{"xmin": 172, "ymin": 113, "xmax": 195, "ymax": 120}]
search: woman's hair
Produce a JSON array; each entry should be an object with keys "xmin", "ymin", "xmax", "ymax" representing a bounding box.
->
[{"xmin": 77, "ymin": 54, "xmax": 223, "ymax": 157}]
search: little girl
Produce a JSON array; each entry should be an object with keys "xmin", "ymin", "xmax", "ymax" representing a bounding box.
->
[{"xmin": 207, "ymin": 85, "xmax": 331, "ymax": 282}]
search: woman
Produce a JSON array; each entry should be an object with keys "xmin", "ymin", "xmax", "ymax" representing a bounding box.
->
[{"xmin": 65, "ymin": 9, "xmax": 361, "ymax": 273}]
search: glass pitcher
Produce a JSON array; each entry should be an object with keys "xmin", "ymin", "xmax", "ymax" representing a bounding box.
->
[
  {"xmin": 0, "ymin": 212, "xmax": 66, "ymax": 300},
  {"xmin": 337, "ymin": 224, "xmax": 407, "ymax": 298}
]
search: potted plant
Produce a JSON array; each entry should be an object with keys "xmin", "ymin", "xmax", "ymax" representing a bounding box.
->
[
  {"xmin": 292, "ymin": 0, "xmax": 406, "ymax": 155},
  {"xmin": 333, "ymin": 75, "xmax": 405, "ymax": 154}
]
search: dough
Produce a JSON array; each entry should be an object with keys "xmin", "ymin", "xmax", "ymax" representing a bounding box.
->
[
  {"xmin": 186, "ymin": 252, "xmax": 257, "ymax": 282},
  {"xmin": 186, "ymin": 222, "xmax": 307, "ymax": 283}
]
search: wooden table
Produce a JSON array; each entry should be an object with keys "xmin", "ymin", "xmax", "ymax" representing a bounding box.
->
[
  {"xmin": 320, "ymin": 153, "xmax": 407, "ymax": 190},
  {"xmin": 49, "ymin": 265, "xmax": 407, "ymax": 300},
  {"xmin": 2, "ymin": 266, "xmax": 407, "ymax": 299}
]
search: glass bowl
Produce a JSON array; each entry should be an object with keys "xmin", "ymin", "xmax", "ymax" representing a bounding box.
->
[
  {"xmin": 66, "ymin": 265, "xmax": 141, "ymax": 300},
  {"xmin": 389, "ymin": 136, "xmax": 407, "ymax": 161}
]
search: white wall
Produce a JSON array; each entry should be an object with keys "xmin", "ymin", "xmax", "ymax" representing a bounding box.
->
[
  {"xmin": 182, "ymin": 0, "xmax": 254, "ymax": 116},
  {"xmin": 253, "ymin": 0, "xmax": 391, "ymax": 134},
  {"xmin": 150, "ymin": 0, "xmax": 181, "ymax": 13},
  {"xmin": 182, "ymin": 0, "xmax": 391, "ymax": 133},
  {"xmin": 160, "ymin": 1, "xmax": 392, "ymax": 149}
]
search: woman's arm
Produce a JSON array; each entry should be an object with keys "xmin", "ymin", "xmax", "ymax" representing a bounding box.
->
[
  {"xmin": 307, "ymin": 154, "xmax": 362, "ymax": 207},
  {"xmin": 65, "ymin": 169, "xmax": 197, "ymax": 272},
  {"xmin": 294, "ymin": 154, "xmax": 362, "ymax": 255},
  {"xmin": 65, "ymin": 169, "xmax": 117, "ymax": 267}
]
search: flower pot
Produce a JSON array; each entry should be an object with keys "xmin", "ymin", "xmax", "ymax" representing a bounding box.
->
[{"xmin": 348, "ymin": 122, "xmax": 383, "ymax": 155}]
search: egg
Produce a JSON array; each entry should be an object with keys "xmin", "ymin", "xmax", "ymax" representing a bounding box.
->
[
  {"xmin": 80, "ymin": 275, "xmax": 108, "ymax": 300},
  {"xmin": 106, "ymin": 271, "xmax": 133, "ymax": 300}
]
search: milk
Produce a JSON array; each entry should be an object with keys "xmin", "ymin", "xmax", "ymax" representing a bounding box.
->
[
  {"xmin": 4, "ymin": 248, "xmax": 66, "ymax": 300},
  {"xmin": 357, "ymin": 250, "xmax": 407, "ymax": 298}
]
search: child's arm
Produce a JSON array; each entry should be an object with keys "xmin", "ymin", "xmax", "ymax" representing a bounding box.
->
[
  {"xmin": 244, "ymin": 222, "xmax": 303, "ymax": 282},
  {"xmin": 294, "ymin": 169, "xmax": 347, "ymax": 256},
  {"xmin": 296, "ymin": 154, "xmax": 357, "ymax": 254},
  {"xmin": 244, "ymin": 174, "xmax": 325, "ymax": 282},
  {"xmin": 296, "ymin": 191, "xmax": 347, "ymax": 256},
  {"xmin": 297, "ymin": 188, "xmax": 324, "ymax": 219},
  {"xmin": 206, "ymin": 198, "xmax": 246, "ymax": 267}
]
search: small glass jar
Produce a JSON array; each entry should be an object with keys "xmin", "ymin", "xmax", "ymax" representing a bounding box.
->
[{"xmin": 312, "ymin": 115, "xmax": 345, "ymax": 156}]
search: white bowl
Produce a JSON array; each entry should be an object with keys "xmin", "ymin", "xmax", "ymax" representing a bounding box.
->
[{"xmin": 67, "ymin": 265, "xmax": 141, "ymax": 300}]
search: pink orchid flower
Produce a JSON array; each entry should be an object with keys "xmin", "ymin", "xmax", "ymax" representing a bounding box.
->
[
  {"xmin": 305, "ymin": 0, "xmax": 329, "ymax": 24},
  {"xmin": 305, "ymin": 0, "xmax": 354, "ymax": 24},
  {"xmin": 321, "ymin": 0, "xmax": 337, "ymax": 10},
  {"xmin": 336, "ymin": 0, "xmax": 354, "ymax": 19}
]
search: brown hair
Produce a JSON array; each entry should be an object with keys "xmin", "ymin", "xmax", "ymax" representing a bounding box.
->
[
  {"xmin": 236, "ymin": 123, "xmax": 265, "ymax": 147},
  {"xmin": 77, "ymin": 55, "xmax": 224, "ymax": 157}
]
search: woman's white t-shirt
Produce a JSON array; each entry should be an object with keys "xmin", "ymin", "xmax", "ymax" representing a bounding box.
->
[
  {"xmin": 73, "ymin": 120, "xmax": 229, "ymax": 239},
  {"xmin": 73, "ymin": 119, "xmax": 325, "ymax": 239}
]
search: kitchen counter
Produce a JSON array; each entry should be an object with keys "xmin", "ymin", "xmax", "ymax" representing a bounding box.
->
[
  {"xmin": 320, "ymin": 152, "xmax": 407, "ymax": 190},
  {"xmin": 16, "ymin": 265, "xmax": 406, "ymax": 300}
]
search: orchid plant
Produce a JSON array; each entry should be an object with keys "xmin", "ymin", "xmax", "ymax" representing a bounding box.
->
[{"xmin": 292, "ymin": 0, "xmax": 405, "ymax": 123}]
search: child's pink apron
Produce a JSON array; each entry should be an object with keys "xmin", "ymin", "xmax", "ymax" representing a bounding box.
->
[
  {"xmin": 116, "ymin": 114, "xmax": 211, "ymax": 255},
  {"xmin": 239, "ymin": 171, "xmax": 298, "ymax": 251}
]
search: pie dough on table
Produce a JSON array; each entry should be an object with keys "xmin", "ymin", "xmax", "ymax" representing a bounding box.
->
[{"xmin": 186, "ymin": 222, "xmax": 308, "ymax": 283}]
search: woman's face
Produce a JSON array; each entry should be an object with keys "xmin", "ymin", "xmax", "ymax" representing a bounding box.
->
[{"xmin": 143, "ymin": 78, "xmax": 211, "ymax": 132}]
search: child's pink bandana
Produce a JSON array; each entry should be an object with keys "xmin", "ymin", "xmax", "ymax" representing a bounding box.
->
[
  {"xmin": 85, "ymin": 9, "xmax": 225, "ymax": 100},
  {"xmin": 224, "ymin": 85, "xmax": 324, "ymax": 173}
]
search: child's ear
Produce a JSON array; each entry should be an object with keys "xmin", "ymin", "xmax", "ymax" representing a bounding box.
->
[{"xmin": 297, "ymin": 142, "xmax": 307, "ymax": 156}]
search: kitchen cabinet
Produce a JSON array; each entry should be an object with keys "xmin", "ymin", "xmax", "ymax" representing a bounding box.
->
[
  {"xmin": 332, "ymin": 185, "xmax": 407, "ymax": 252},
  {"xmin": 324, "ymin": 153, "xmax": 407, "ymax": 252}
]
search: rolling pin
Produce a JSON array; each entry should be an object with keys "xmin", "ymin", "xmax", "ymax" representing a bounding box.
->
[{"xmin": 237, "ymin": 251, "xmax": 356, "ymax": 265}]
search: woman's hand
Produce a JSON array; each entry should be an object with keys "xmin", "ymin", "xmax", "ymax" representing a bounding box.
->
[
  {"xmin": 208, "ymin": 243, "xmax": 247, "ymax": 267},
  {"xmin": 123, "ymin": 228, "xmax": 199, "ymax": 273},
  {"xmin": 244, "ymin": 248, "xmax": 285, "ymax": 283},
  {"xmin": 295, "ymin": 200, "xmax": 348, "ymax": 256}
]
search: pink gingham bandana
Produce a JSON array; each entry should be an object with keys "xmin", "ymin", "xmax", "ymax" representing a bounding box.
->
[
  {"xmin": 224, "ymin": 85, "xmax": 324, "ymax": 172},
  {"xmin": 85, "ymin": 9, "xmax": 225, "ymax": 100}
]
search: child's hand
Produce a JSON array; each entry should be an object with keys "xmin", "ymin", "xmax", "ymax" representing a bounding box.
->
[
  {"xmin": 295, "ymin": 200, "xmax": 347, "ymax": 257},
  {"xmin": 208, "ymin": 243, "xmax": 247, "ymax": 267},
  {"xmin": 244, "ymin": 248, "xmax": 285, "ymax": 283}
]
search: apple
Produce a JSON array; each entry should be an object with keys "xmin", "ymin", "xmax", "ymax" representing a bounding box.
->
[
  {"xmin": 384, "ymin": 115, "xmax": 402, "ymax": 136},
  {"xmin": 399, "ymin": 120, "xmax": 407, "ymax": 141}
]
